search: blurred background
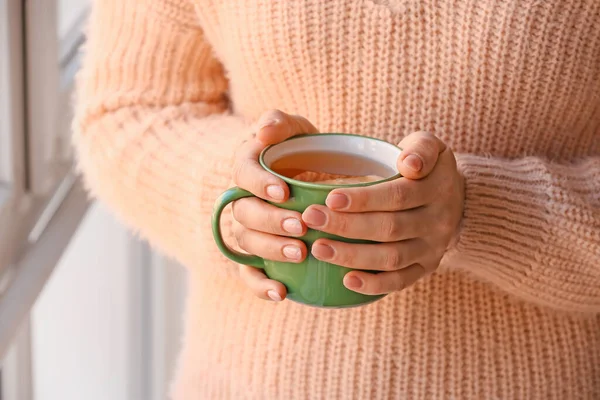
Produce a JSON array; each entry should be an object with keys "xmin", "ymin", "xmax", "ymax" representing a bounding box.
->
[{"xmin": 0, "ymin": 1, "xmax": 188, "ymax": 399}]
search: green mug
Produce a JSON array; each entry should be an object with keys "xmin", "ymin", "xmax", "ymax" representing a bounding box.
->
[{"xmin": 212, "ymin": 133, "xmax": 402, "ymax": 308}]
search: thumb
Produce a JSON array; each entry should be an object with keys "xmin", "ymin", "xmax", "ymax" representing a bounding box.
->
[
  {"xmin": 255, "ymin": 109, "xmax": 319, "ymax": 145},
  {"xmin": 397, "ymin": 131, "xmax": 447, "ymax": 179}
]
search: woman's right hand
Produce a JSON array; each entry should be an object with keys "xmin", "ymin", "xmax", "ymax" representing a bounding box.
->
[{"xmin": 231, "ymin": 110, "xmax": 319, "ymax": 302}]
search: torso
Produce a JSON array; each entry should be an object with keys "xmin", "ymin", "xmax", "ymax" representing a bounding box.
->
[
  {"xmin": 170, "ymin": 3, "xmax": 600, "ymax": 398},
  {"xmin": 196, "ymin": 0, "xmax": 600, "ymax": 159}
]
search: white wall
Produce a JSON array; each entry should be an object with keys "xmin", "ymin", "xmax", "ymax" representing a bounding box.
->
[
  {"xmin": 31, "ymin": 203, "xmax": 141, "ymax": 400},
  {"xmin": 30, "ymin": 202, "xmax": 189, "ymax": 400},
  {"xmin": 149, "ymin": 257, "xmax": 188, "ymax": 399}
]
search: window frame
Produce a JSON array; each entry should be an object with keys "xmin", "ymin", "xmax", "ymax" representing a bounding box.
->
[
  {"xmin": 0, "ymin": 0, "xmax": 91, "ymax": 369},
  {"xmin": 0, "ymin": 0, "xmax": 27, "ymax": 209}
]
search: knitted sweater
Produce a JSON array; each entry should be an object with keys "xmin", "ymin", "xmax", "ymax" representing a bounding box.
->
[{"xmin": 73, "ymin": 0, "xmax": 600, "ymax": 399}]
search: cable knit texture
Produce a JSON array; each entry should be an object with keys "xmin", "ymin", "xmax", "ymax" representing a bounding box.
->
[{"xmin": 73, "ymin": 0, "xmax": 600, "ymax": 399}]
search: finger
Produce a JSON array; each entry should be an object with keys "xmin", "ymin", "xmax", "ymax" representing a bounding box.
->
[
  {"xmin": 326, "ymin": 144, "xmax": 460, "ymax": 213},
  {"xmin": 325, "ymin": 177, "xmax": 435, "ymax": 212},
  {"xmin": 239, "ymin": 265, "xmax": 287, "ymax": 302},
  {"xmin": 232, "ymin": 139, "xmax": 290, "ymax": 202},
  {"xmin": 232, "ymin": 197, "xmax": 307, "ymax": 236},
  {"xmin": 233, "ymin": 111, "xmax": 318, "ymax": 202},
  {"xmin": 343, "ymin": 264, "xmax": 427, "ymax": 295},
  {"xmin": 311, "ymin": 238, "xmax": 428, "ymax": 271},
  {"xmin": 234, "ymin": 224, "xmax": 308, "ymax": 263},
  {"xmin": 255, "ymin": 109, "xmax": 319, "ymax": 145},
  {"xmin": 397, "ymin": 131, "xmax": 446, "ymax": 179},
  {"xmin": 302, "ymin": 205, "xmax": 429, "ymax": 242}
]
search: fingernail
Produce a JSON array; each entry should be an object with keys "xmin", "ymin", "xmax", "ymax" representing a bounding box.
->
[
  {"xmin": 267, "ymin": 290, "xmax": 282, "ymax": 302},
  {"xmin": 282, "ymin": 218, "xmax": 303, "ymax": 234},
  {"xmin": 402, "ymin": 154, "xmax": 423, "ymax": 172},
  {"xmin": 302, "ymin": 208, "xmax": 327, "ymax": 227},
  {"xmin": 282, "ymin": 245, "xmax": 302, "ymax": 260},
  {"xmin": 326, "ymin": 193, "xmax": 349, "ymax": 210},
  {"xmin": 266, "ymin": 185, "xmax": 285, "ymax": 201},
  {"xmin": 258, "ymin": 119, "xmax": 279, "ymax": 130},
  {"xmin": 312, "ymin": 243, "xmax": 335, "ymax": 260},
  {"xmin": 344, "ymin": 275, "xmax": 363, "ymax": 290}
]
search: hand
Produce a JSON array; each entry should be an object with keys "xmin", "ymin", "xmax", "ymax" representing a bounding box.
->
[
  {"xmin": 303, "ymin": 131, "xmax": 465, "ymax": 295},
  {"xmin": 231, "ymin": 110, "xmax": 317, "ymax": 302}
]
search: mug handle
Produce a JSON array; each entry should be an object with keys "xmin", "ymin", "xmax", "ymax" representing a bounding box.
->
[{"xmin": 211, "ymin": 187, "xmax": 266, "ymax": 269}]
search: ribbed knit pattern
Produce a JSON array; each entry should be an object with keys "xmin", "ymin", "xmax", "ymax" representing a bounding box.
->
[{"xmin": 73, "ymin": 0, "xmax": 600, "ymax": 399}]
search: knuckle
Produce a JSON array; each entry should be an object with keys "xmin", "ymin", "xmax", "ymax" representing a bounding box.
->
[
  {"xmin": 231, "ymin": 200, "xmax": 244, "ymax": 222},
  {"xmin": 416, "ymin": 144, "xmax": 436, "ymax": 162},
  {"xmin": 265, "ymin": 209, "xmax": 283, "ymax": 233},
  {"xmin": 331, "ymin": 213, "xmax": 348, "ymax": 233},
  {"xmin": 265, "ymin": 108, "xmax": 285, "ymax": 119},
  {"xmin": 290, "ymin": 114, "xmax": 315, "ymax": 133},
  {"xmin": 394, "ymin": 276, "xmax": 407, "ymax": 292},
  {"xmin": 231, "ymin": 163, "xmax": 243, "ymax": 185},
  {"xmin": 412, "ymin": 134, "xmax": 443, "ymax": 161},
  {"xmin": 231, "ymin": 159, "xmax": 250, "ymax": 186},
  {"xmin": 388, "ymin": 184, "xmax": 406, "ymax": 208},
  {"xmin": 341, "ymin": 189, "xmax": 366, "ymax": 211},
  {"xmin": 233, "ymin": 225, "xmax": 247, "ymax": 249},
  {"xmin": 336, "ymin": 245, "xmax": 355, "ymax": 266},
  {"xmin": 379, "ymin": 216, "xmax": 400, "ymax": 240},
  {"xmin": 382, "ymin": 248, "xmax": 402, "ymax": 271},
  {"xmin": 354, "ymin": 192, "xmax": 369, "ymax": 210},
  {"xmin": 421, "ymin": 133, "xmax": 438, "ymax": 147},
  {"xmin": 369, "ymin": 278, "xmax": 385, "ymax": 294}
]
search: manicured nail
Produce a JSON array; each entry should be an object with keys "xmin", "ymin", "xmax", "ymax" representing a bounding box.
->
[
  {"xmin": 302, "ymin": 208, "xmax": 327, "ymax": 227},
  {"xmin": 258, "ymin": 119, "xmax": 279, "ymax": 130},
  {"xmin": 282, "ymin": 245, "xmax": 302, "ymax": 260},
  {"xmin": 344, "ymin": 275, "xmax": 363, "ymax": 290},
  {"xmin": 266, "ymin": 185, "xmax": 285, "ymax": 201},
  {"xmin": 312, "ymin": 243, "xmax": 335, "ymax": 260},
  {"xmin": 402, "ymin": 154, "xmax": 423, "ymax": 172},
  {"xmin": 282, "ymin": 218, "xmax": 303, "ymax": 234},
  {"xmin": 326, "ymin": 193, "xmax": 349, "ymax": 210},
  {"xmin": 267, "ymin": 290, "xmax": 282, "ymax": 302}
]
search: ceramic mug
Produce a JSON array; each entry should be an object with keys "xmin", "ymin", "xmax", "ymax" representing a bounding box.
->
[{"xmin": 212, "ymin": 133, "xmax": 403, "ymax": 308}]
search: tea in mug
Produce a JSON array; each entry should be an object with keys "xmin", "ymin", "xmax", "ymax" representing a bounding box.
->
[{"xmin": 270, "ymin": 151, "xmax": 396, "ymax": 184}]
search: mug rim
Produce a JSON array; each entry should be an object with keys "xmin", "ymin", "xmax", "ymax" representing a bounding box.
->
[{"xmin": 259, "ymin": 133, "xmax": 402, "ymax": 189}]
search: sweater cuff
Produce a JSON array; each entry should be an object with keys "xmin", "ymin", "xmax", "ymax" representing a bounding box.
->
[{"xmin": 449, "ymin": 154, "xmax": 551, "ymax": 283}]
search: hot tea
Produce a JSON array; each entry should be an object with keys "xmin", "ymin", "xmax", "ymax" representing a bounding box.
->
[{"xmin": 270, "ymin": 151, "xmax": 396, "ymax": 184}]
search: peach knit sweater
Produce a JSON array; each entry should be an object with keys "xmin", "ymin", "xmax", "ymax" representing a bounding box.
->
[{"xmin": 74, "ymin": 0, "xmax": 600, "ymax": 399}]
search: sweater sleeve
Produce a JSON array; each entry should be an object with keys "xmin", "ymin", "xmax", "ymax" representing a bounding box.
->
[
  {"xmin": 443, "ymin": 154, "xmax": 600, "ymax": 314},
  {"xmin": 73, "ymin": 0, "xmax": 248, "ymax": 273}
]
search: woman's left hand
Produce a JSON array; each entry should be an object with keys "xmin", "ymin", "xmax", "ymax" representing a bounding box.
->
[{"xmin": 302, "ymin": 131, "xmax": 465, "ymax": 295}]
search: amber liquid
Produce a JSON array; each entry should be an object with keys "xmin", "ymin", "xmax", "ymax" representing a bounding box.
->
[{"xmin": 270, "ymin": 151, "xmax": 396, "ymax": 184}]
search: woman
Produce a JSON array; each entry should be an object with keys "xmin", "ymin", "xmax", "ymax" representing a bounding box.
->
[{"xmin": 74, "ymin": 0, "xmax": 600, "ymax": 398}]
